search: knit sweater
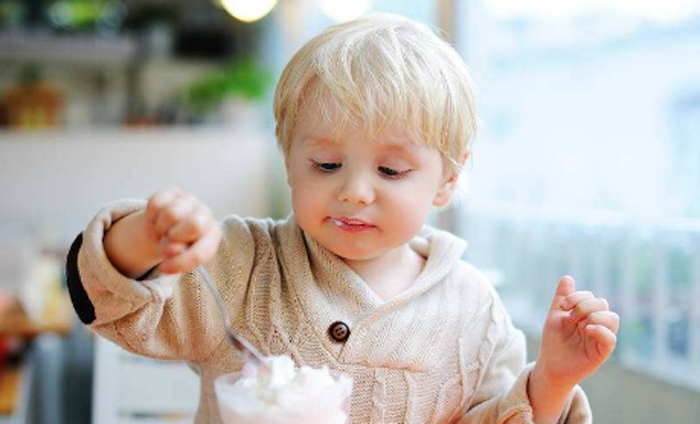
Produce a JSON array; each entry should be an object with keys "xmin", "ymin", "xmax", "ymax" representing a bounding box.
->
[{"xmin": 69, "ymin": 200, "xmax": 592, "ymax": 424}]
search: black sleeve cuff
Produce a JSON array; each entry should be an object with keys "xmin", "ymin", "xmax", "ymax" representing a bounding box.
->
[{"xmin": 66, "ymin": 233, "xmax": 96, "ymax": 325}]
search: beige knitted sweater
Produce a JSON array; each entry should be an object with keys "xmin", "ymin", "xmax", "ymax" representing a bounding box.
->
[{"xmin": 77, "ymin": 200, "xmax": 591, "ymax": 424}]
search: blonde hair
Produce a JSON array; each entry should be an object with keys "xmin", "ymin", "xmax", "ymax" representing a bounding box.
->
[{"xmin": 273, "ymin": 13, "xmax": 477, "ymax": 174}]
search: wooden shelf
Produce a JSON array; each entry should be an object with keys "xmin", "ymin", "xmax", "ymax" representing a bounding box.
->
[
  {"xmin": 0, "ymin": 293, "xmax": 73, "ymax": 339},
  {"xmin": 0, "ymin": 351, "xmax": 34, "ymax": 424}
]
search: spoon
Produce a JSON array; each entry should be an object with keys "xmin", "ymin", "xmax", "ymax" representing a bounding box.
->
[{"xmin": 196, "ymin": 265, "xmax": 270, "ymax": 374}]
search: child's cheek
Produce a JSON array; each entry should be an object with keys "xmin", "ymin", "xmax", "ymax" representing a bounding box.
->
[{"xmin": 385, "ymin": 192, "xmax": 431, "ymax": 236}]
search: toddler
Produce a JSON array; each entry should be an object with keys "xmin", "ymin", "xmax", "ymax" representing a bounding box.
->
[{"xmin": 67, "ymin": 13, "xmax": 618, "ymax": 424}]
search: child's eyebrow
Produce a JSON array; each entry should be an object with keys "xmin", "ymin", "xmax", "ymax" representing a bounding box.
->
[
  {"xmin": 379, "ymin": 139, "xmax": 414, "ymax": 149},
  {"xmin": 303, "ymin": 136, "xmax": 417, "ymax": 152}
]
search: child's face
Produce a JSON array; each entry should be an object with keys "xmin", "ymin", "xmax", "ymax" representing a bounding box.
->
[{"xmin": 285, "ymin": 104, "xmax": 457, "ymax": 262}]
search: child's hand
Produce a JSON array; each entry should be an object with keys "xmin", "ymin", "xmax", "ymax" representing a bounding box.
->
[
  {"xmin": 145, "ymin": 188, "xmax": 222, "ymax": 274},
  {"xmin": 534, "ymin": 276, "xmax": 619, "ymax": 390}
]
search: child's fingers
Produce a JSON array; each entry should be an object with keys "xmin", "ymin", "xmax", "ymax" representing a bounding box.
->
[
  {"xmin": 146, "ymin": 188, "xmax": 183, "ymax": 223},
  {"xmin": 579, "ymin": 310, "xmax": 620, "ymax": 335},
  {"xmin": 559, "ymin": 291, "xmax": 594, "ymax": 311},
  {"xmin": 548, "ymin": 276, "xmax": 576, "ymax": 311},
  {"xmin": 166, "ymin": 206, "xmax": 215, "ymax": 243},
  {"xmin": 153, "ymin": 196, "xmax": 197, "ymax": 238},
  {"xmin": 159, "ymin": 227, "xmax": 222, "ymax": 274},
  {"xmin": 569, "ymin": 297, "xmax": 609, "ymax": 324},
  {"xmin": 161, "ymin": 239, "xmax": 188, "ymax": 258},
  {"xmin": 585, "ymin": 324, "xmax": 617, "ymax": 359}
]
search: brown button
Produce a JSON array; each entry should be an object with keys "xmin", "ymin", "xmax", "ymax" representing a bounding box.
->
[{"xmin": 329, "ymin": 321, "xmax": 350, "ymax": 343}]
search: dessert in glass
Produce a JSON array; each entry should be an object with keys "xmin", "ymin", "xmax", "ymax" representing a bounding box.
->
[{"xmin": 215, "ymin": 355, "xmax": 353, "ymax": 424}]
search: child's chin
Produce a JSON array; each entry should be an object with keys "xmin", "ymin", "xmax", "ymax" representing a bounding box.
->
[{"xmin": 328, "ymin": 245, "xmax": 382, "ymax": 262}]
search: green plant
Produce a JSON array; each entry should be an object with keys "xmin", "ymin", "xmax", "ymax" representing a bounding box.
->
[{"xmin": 184, "ymin": 58, "xmax": 274, "ymax": 112}]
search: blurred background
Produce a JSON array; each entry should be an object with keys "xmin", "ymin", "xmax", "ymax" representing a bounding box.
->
[{"xmin": 0, "ymin": 0, "xmax": 698, "ymax": 423}]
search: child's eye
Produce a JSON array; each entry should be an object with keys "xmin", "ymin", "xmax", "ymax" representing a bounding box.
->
[
  {"xmin": 311, "ymin": 160, "xmax": 342, "ymax": 173},
  {"xmin": 378, "ymin": 166, "xmax": 410, "ymax": 179}
]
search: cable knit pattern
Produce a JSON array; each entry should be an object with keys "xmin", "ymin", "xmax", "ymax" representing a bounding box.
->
[{"xmin": 77, "ymin": 200, "xmax": 592, "ymax": 424}]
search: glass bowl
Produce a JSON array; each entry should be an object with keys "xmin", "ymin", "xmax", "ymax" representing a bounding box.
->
[{"xmin": 214, "ymin": 367, "xmax": 352, "ymax": 424}]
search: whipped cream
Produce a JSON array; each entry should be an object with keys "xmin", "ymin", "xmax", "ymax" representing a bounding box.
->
[{"xmin": 215, "ymin": 355, "xmax": 353, "ymax": 424}]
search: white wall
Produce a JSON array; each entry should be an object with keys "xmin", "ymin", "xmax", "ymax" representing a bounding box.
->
[{"xmin": 0, "ymin": 128, "xmax": 281, "ymax": 250}]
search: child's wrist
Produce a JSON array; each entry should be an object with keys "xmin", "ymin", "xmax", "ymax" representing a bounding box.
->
[
  {"xmin": 531, "ymin": 362, "xmax": 576, "ymax": 394},
  {"xmin": 528, "ymin": 364, "xmax": 576, "ymax": 424},
  {"xmin": 104, "ymin": 210, "xmax": 165, "ymax": 278}
]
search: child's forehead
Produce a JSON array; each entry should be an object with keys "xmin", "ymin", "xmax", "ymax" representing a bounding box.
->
[
  {"xmin": 297, "ymin": 122, "xmax": 421, "ymax": 150},
  {"xmin": 295, "ymin": 102, "xmax": 424, "ymax": 147}
]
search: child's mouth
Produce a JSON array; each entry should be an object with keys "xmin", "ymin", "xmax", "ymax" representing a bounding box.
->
[{"xmin": 329, "ymin": 217, "xmax": 376, "ymax": 232}]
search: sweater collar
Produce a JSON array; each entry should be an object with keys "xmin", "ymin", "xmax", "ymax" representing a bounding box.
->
[{"xmin": 277, "ymin": 215, "xmax": 468, "ymax": 320}]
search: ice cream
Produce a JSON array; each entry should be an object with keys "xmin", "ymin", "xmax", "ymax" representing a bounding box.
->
[{"xmin": 215, "ymin": 355, "xmax": 353, "ymax": 424}]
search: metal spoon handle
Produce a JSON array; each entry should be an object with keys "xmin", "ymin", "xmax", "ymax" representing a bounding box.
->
[{"xmin": 196, "ymin": 265, "xmax": 269, "ymax": 372}]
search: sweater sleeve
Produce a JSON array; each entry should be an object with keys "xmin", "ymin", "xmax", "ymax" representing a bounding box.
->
[
  {"xmin": 457, "ymin": 294, "xmax": 592, "ymax": 424},
  {"xmin": 69, "ymin": 199, "xmax": 261, "ymax": 362}
]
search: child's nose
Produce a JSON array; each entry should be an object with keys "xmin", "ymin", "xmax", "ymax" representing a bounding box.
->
[{"xmin": 337, "ymin": 172, "xmax": 375, "ymax": 205}]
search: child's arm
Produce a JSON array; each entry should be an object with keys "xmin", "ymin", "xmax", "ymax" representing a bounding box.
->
[
  {"xmin": 529, "ymin": 276, "xmax": 619, "ymax": 424},
  {"xmin": 455, "ymin": 277, "xmax": 593, "ymax": 424},
  {"xmin": 104, "ymin": 188, "xmax": 222, "ymax": 279},
  {"xmin": 66, "ymin": 190, "xmax": 259, "ymax": 362}
]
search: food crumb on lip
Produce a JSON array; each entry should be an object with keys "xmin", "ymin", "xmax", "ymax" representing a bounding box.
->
[{"xmin": 329, "ymin": 217, "xmax": 374, "ymax": 226}]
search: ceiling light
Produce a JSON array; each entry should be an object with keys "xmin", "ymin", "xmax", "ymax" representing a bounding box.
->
[{"xmin": 220, "ymin": 0, "xmax": 278, "ymax": 23}]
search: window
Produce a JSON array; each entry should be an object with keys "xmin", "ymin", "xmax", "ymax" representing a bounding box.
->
[{"xmin": 454, "ymin": 0, "xmax": 700, "ymax": 389}]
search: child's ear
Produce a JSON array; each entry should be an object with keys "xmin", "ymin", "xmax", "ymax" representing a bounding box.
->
[
  {"xmin": 285, "ymin": 157, "xmax": 292, "ymax": 187},
  {"xmin": 432, "ymin": 172, "xmax": 460, "ymax": 207},
  {"xmin": 433, "ymin": 152, "xmax": 470, "ymax": 207}
]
